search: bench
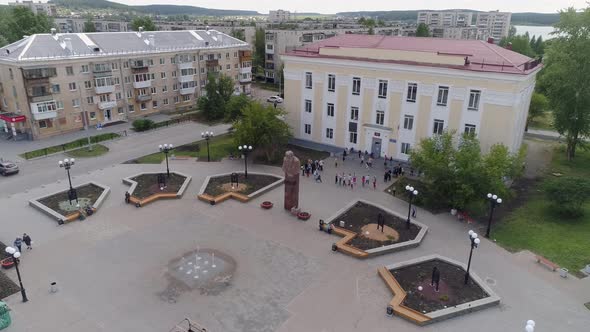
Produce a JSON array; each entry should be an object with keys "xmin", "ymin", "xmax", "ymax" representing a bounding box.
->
[{"xmin": 536, "ymin": 255, "xmax": 559, "ymax": 271}]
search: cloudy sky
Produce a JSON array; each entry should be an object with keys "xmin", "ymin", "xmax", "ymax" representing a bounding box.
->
[{"xmin": 1, "ymin": 0, "xmax": 587, "ymax": 13}]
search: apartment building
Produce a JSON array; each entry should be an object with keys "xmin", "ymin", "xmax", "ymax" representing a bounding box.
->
[
  {"xmin": 8, "ymin": 0, "xmax": 57, "ymax": 16},
  {"xmin": 281, "ymin": 35, "xmax": 542, "ymax": 161},
  {"xmin": 0, "ymin": 29, "xmax": 252, "ymax": 140},
  {"xmin": 264, "ymin": 27, "xmax": 410, "ymax": 82},
  {"xmin": 54, "ymin": 18, "xmax": 130, "ymax": 33},
  {"xmin": 156, "ymin": 22, "xmax": 256, "ymax": 46},
  {"xmin": 417, "ymin": 11, "xmax": 473, "ymax": 28},
  {"xmin": 476, "ymin": 11, "xmax": 512, "ymax": 41},
  {"xmin": 268, "ymin": 10, "xmax": 292, "ymax": 23},
  {"xmin": 443, "ymin": 26, "xmax": 490, "ymax": 41}
]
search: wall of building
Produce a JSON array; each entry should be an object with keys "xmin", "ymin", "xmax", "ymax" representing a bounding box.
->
[{"xmin": 282, "ymin": 57, "xmax": 537, "ymax": 161}]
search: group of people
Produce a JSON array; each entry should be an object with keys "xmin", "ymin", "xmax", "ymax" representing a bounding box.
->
[
  {"xmin": 12, "ymin": 233, "xmax": 33, "ymax": 253},
  {"xmin": 335, "ymin": 173, "xmax": 378, "ymax": 190},
  {"xmin": 301, "ymin": 159, "xmax": 324, "ymax": 183}
]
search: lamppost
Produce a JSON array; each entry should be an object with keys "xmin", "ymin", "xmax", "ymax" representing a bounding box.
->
[
  {"xmin": 159, "ymin": 144, "xmax": 173, "ymax": 177},
  {"xmin": 58, "ymin": 158, "xmax": 77, "ymax": 204},
  {"xmin": 4, "ymin": 246, "xmax": 28, "ymax": 302},
  {"xmin": 201, "ymin": 131, "xmax": 214, "ymax": 162},
  {"xmin": 238, "ymin": 144, "xmax": 253, "ymax": 178},
  {"xmin": 464, "ymin": 230, "xmax": 481, "ymax": 285},
  {"xmin": 525, "ymin": 320, "xmax": 536, "ymax": 332},
  {"xmin": 485, "ymin": 193, "xmax": 502, "ymax": 238},
  {"xmin": 405, "ymin": 185, "xmax": 418, "ymax": 229}
]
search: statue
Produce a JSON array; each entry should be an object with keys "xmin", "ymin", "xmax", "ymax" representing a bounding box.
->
[
  {"xmin": 282, "ymin": 151, "xmax": 300, "ymax": 210},
  {"xmin": 431, "ymin": 266, "xmax": 440, "ymax": 292}
]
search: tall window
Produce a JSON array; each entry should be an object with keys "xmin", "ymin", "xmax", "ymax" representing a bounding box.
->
[
  {"xmin": 378, "ymin": 80, "xmax": 388, "ymax": 99},
  {"xmin": 305, "ymin": 99, "xmax": 312, "ymax": 113},
  {"xmin": 352, "ymin": 77, "xmax": 361, "ymax": 95},
  {"xmin": 350, "ymin": 107, "xmax": 359, "ymax": 121},
  {"xmin": 376, "ymin": 110, "xmax": 385, "ymax": 125},
  {"xmin": 464, "ymin": 124, "xmax": 476, "ymax": 135},
  {"xmin": 406, "ymin": 83, "xmax": 417, "ymax": 102},
  {"xmin": 326, "ymin": 128, "xmax": 333, "ymax": 139},
  {"xmin": 401, "ymin": 143, "xmax": 411, "ymax": 154},
  {"xmin": 304, "ymin": 124, "xmax": 311, "ymax": 135},
  {"xmin": 468, "ymin": 90, "xmax": 481, "ymax": 111},
  {"xmin": 433, "ymin": 119, "xmax": 444, "ymax": 135},
  {"xmin": 327, "ymin": 103, "xmax": 334, "ymax": 117},
  {"xmin": 81, "ymin": 65, "xmax": 89, "ymax": 73},
  {"xmin": 84, "ymin": 80, "xmax": 92, "ymax": 89},
  {"xmin": 403, "ymin": 115, "xmax": 414, "ymax": 130},
  {"xmin": 327, "ymin": 74, "xmax": 336, "ymax": 92},
  {"xmin": 349, "ymin": 122, "xmax": 358, "ymax": 144},
  {"xmin": 68, "ymin": 82, "xmax": 77, "ymax": 91},
  {"xmin": 66, "ymin": 66, "xmax": 74, "ymax": 76},
  {"xmin": 305, "ymin": 72, "xmax": 313, "ymax": 89},
  {"xmin": 437, "ymin": 86, "xmax": 449, "ymax": 106}
]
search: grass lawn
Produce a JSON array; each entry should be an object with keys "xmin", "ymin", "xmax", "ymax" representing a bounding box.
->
[
  {"xmin": 20, "ymin": 132, "xmax": 120, "ymax": 159},
  {"xmin": 528, "ymin": 111, "xmax": 553, "ymax": 131},
  {"xmin": 66, "ymin": 144, "xmax": 109, "ymax": 158},
  {"xmin": 494, "ymin": 146, "xmax": 590, "ymax": 273}
]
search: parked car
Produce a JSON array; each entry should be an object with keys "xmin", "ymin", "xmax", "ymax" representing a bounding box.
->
[
  {"xmin": 267, "ymin": 95, "xmax": 283, "ymax": 103},
  {"xmin": 0, "ymin": 161, "xmax": 19, "ymax": 176}
]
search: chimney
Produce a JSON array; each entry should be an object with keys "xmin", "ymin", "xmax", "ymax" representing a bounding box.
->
[
  {"xmin": 506, "ymin": 42, "xmax": 513, "ymax": 50},
  {"xmin": 217, "ymin": 32, "xmax": 222, "ymax": 43},
  {"xmin": 138, "ymin": 26, "xmax": 144, "ymax": 36},
  {"xmin": 148, "ymin": 34, "xmax": 155, "ymax": 47},
  {"xmin": 487, "ymin": 37, "xmax": 494, "ymax": 44},
  {"xmin": 64, "ymin": 37, "xmax": 73, "ymax": 52},
  {"xmin": 50, "ymin": 28, "xmax": 56, "ymax": 36}
]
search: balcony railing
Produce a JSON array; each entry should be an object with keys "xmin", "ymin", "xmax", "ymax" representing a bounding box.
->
[
  {"xmin": 133, "ymin": 80, "xmax": 152, "ymax": 89},
  {"xmin": 23, "ymin": 68, "xmax": 57, "ymax": 80},
  {"xmin": 98, "ymin": 100, "xmax": 117, "ymax": 110},
  {"xmin": 95, "ymin": 85, "xmax": 115, "ymax": 94},
  {"xmin": 180, "ymin": 87, "xmax": 196, "ymax": 95},
  {"xmin": 30, "ymin": 94, "xmax": 54, "ymax": 103},
  {"xmin": 179, "ymin": 75, "xmax": 194, "ymax": 83},
  {"xmin": 178, "ymin": 62, "xmax": 193, "ymax": 70},
  {"xmin": 240, "ymin": 66, "xmax": 252, "ymax": 74},
  {"xmin": 130, "ymin": 60, "xmax": 148, "ymax": 69},
  {"xmin": 32, "ymin": 110, "xmax": 57, "ymax": 121},
  {"xmin": 136, "ymin": 95, "xmax": 152, "ymax": 102}
]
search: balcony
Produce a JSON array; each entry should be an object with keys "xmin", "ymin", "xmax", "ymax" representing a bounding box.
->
[
  {"xmin": 95, "ymin": 85, "xmax": 115, "ymax": 94},
  {"xmin": 23, "ymin": 68, "xmax": 57, "ymax": 80},
  {"xmin": 98, "ymin": 100, "xmax": 117, "ymax": 110},
  {"xmin": 30, "ymin": 101, "xmax": 58, "ymax": 120},
  {"xmin": 30, "ymin": 94, "xmax": 54, "ymax": 103},
  {"xmin": 92, "ymin": 63, "xmax": 112, "ymax": 75},
  {"xmin": 32, "ymin": 110, "xmax": 57, "ymax": 120},
  {"xmin": 133, "ymin": 80, "xmax": 152, "ymax": 89},
  {"xmin": 239, "ymin": 76, "xmax": 252, "ymax": 84},
  {"xmin": 180, "ymin": 87, "xmax": 196, "ymax": 95},
  {"xmin": 178, "ymin": 62, "xmax": 193, "ymax": 70},
  {"xmin": 266, "ymin": 45, "xmax": 274, "ymax": 54},
  {"xmin": 130, "ymin": 59, "xmax": 148, "ymax": 69},
  {"xmin": 239, "ymin": 50, "xmax": 252, "ymax": 62},
  {"xmin": 136, "ymin": 95, "xmax": 152, "ymax": 102},
  {"xmin": 179, "ymin": 75, "xmax": 194, "ymax": 83},
  {"xmin": 240, "ymin": 66, "xmax": 252, "ymax": 74},
  {"xmin": 206, "ymin": 59, "xmax": 219, "ymax": 67}
]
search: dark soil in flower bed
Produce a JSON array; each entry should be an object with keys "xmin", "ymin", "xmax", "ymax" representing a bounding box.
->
[
  {"xmin": 0, "ymin": 241, "xmax": 20, "ymax": 299},
  {"xmin": 38, "ymin": 183, "xmax": 104, "ymax": 216},
  {"xmin": 204, "ymin": 173, "xmax": 280, "ymax": 197},
  {"xmin": 130, "ymin": 173, "xmax": 186, "ymax": 199},
  {"xmin": 334, "ymin": 201, "xmax": 421, "ymax": 250},
  {"xmin": 390, "ymin": 259, "xmax": 489, "ymax": 314}
]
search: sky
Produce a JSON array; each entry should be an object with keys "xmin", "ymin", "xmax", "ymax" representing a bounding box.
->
[{"xmin": 0, "ymin": 0, "xmax": 587, "ymax": 14}]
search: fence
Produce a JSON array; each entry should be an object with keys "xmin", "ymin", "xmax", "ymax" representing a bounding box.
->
[{"xmin": 22, "ymin": 131, "xmax": 126, "ymax": 160}]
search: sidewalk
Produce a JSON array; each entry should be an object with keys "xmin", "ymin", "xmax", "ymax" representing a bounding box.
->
[{"xmin": 0, "ymin": 113, "xmax": 172, "ymax": 160}]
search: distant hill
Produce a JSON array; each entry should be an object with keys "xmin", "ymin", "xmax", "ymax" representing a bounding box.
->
[
  {"xmin": 336, "ymin": 10, "xmax": 560, "ymax": 26},
  {"xmin": 49, "ymin": 0, "xmax": 260, "ymax": 16}
]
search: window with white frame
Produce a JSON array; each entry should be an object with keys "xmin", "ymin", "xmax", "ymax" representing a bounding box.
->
[
  {"xmin": 162, "ymin": 85, "xmax": 168, "ymax": 92},
  {"xmin": 326, "ymin": 128, "xmax": 333, "ymax": 139},
  {"xmin": 163, "ymin": 98, "xmax": 169, "ymax": 105},
  {"xmin": 150, "ymin": 87, "xmax": 157, "ymax": 94},
  {"xmin": 89, "ymin": 112, "xmax": 96, "ymax": 120},
  {"xmin": 304, "ymin": 99, "xmax": 312, "ymax": 113},
  {"xmin": 51, "ymin": 84, "xmax": 60, "ymax": 93},
  {"xmin": 98, "ymin": 94, "xmax": 111, "ymax": 102},
  {"xmin": 350, "ymin": 107, "xmax": 359, "ymax": 121},
  {"xmin": 401, "ymin": 142, "xmax": 411, "ymax": 154},
  {"xmin": 464, "ymin": 124, "xmax": 477, "ymax": 135},
  {"xmin": 327, "ymin": 103, "xmax": 334, "ymax": 117},
  {"xmin": 403, "ymin": 115, "xmax": 414, "ymax": 130},
  {"xmin": 126, "ymin": 90, "xmax": 133, "ymax": 98},
  {"xmin": 173, "ymin": 83, "xmax": 178, "ymax": 91},
  {"xmin": 161, "ymin": 72, "xmax": 167, "ymax": 79},
  {"xmin": 147, "ymin": 59, "xmax": 154, "ymax": 66},
  {"xmin": 437, "ymin": 86, "xmax": 449, "ymax": 106},
  {"xmin": 140, "ymin": 102, "xmax": 147, "ymax": 110},
  {"xmin": 111, "ymin": 62, "xmax": 118, "ymax": 70},
  {"xmin": 376, "ymin": 110, "xmax": 385, "ymax": 125},
  {"xmin": 433, "ymin": 119, "xmax": 444, "ymax": 135},
  {"xmin": 152, "ymin": 100, "xmax": 158, "ymax": 108},
  {"xmin": 138, "ymin": 88, "xmax": 148, "ymax": 96},
  {"xmin": 305, "ymin": 72, "xmax": 313, "ymax": 89},
  {"xmin": 116, "ymin": 92, "xmax": 122, "ymax": 100},
  {"xmin": 95, "ymin": 77, "xmax": 113, "ymax": 87},
  {"xmin": 84, "ymin": 81, "xmax": 92, "ymax": 89},
  {"xmin": 56, "ymin": 101, "xmax": 64, "ymax": 109},
  {"xmin": 128, "ymin": 105, "xmax": 135, "ymax": 113},
  {"xmin": 134, "ymin": 73, "xmax": 150, "ymax": 82},
  {"xmin": 172, "ymin": 71, "xmax": 177, "ymax": 78},
  {"xmin": 327, "ymin": 74, "xmax": 335, "ymax": 92},
  {"xmin": 117, "ymin": 107, "xmax": 124, "ymax": 114},
  {"xmin": 114, "ymin": 77, "xmax": 120, "ymax": 85},
  {"xmin": 72, "ymin": 99, "xmax": 80, "ymax": 107},
  {"xmin": 174, "ymin": 96, "xmax": 179, "ymax": 103},
  {"xmin": 378, "ymin": 80, "xmax": 388, "ymax": 99},
  {"xmin": 66, "ymin": 66, "xmax": 74, "ymax": 76},
  {"xmin": 304, "ymin": 124, "xmax": 311, "ymax": 135},
  {"xmin": 86, "ymin": 96, "xmax": 94, "ymax": 104},
  {"xmin": 81, "ymin": 65, "xmax": 89, "ymax": 73},
  {"xmin": 68, "ymin": 82, "xmax": 77, "ymax": 91},
  {"xmin": 468, "ymin": 90, "xmax": 481, "ymax": 111},
  {"xmin": 35, "ymin": 101, "xmax": 57, "ymax": 113},
  {"xmin": 160, "ymin": 58, "xmax": 165, "ymax": 65},
  {"xmin": 182, "ymin": 95, "xmax": 190, "ymax": 101},
  {"xmin": 352, "ymin": 77, "xmax": 361, "ymax": 95},
  {"xmin": 406, "ymin": 83, "xmax": 417, "ymax": 102}
]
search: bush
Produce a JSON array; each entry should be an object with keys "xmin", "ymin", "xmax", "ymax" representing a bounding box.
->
[
  {"xmin": 21, "ymin": 133, "xmax": 120, "ymax": 159},
  {"xmin": 544, "ymin": 176, "xmax": 590, "ymax": 217},
  {"xmin": 132, "ymin": 119, "xmax": 154, "ymax": 132}
]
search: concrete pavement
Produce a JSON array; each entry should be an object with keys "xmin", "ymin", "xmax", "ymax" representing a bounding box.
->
[{"xmin": 0, "ymin": 152, "xmax": 588, "ymax": 332}]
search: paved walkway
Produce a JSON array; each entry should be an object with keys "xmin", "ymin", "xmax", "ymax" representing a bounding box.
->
[{"xmin": 0, "ymin": 153, "xmax": 588, "ymax": 332}]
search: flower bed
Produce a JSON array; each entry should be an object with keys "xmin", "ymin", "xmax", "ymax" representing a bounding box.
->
[
  {"xmin": 123, "ymin": 172, "xmax": 191, "ymax": 207},
  {"xmin": 197, "ymin": 172, "xmax": 283, "ymax": 205}
]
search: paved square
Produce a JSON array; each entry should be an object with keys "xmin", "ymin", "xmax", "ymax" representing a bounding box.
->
[{"xmin": 0, "ymin": 157, "xmax": 589, "ymax": 332}]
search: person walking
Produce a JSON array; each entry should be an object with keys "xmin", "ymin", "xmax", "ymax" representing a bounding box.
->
[
  {"xmin": 23, "ymin": 233, "xmax": 32, "ymax": 250},
  {"xmin": 358, "ymin": 150, "xmax": 361, "ymax": 159},
  {"xmin": 334, "ymin": 157, "xmax": 338, "ymax": 168},
  {"xmin": 412, "ymin": 206, "xmax": 417, "ymax": 218},
  {"xmin": 335, "ymin": 173, "xmax": 339, "ymax": 185},
  {"xmin": 360, "ymin": 155, "xmax": 364, "ymax": 165},
  {"xmin": 319, "ymin": 160, "xmax": 324, "ymax": 171},
  {"xmin": 372, "ymin": 176, "xmax": 377, "ymax": 190},
  {"xmin": 361, "ymin": 175, "xmax": 365, "ymax": 187},
  {"xmin": 13, "ymin": 237, "xmax": 22, "ymax": 252}
]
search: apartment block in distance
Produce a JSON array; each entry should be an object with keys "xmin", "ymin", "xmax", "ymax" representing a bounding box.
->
[
  {"xmin": 281, "ymin": 35, "xmax": 542, "ymax": 160},
  {"xmin": 8, "ymin": 1, "xmax": 57, "ymax": 16},
  {"xmin": 268, "ymin": 10, "xmax": 292, "ymax": 23},
  {"xmin": 476, "ymin": 11, "xmax": 512, "ymax": 41},
  {"xmin": 0, "ymin": 29, "xmax": 252, "ymax": 140}
]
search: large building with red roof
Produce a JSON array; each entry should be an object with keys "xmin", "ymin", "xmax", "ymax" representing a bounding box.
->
[{"xmin": 281, "ymin": 34, "xmax": 542, "ymax": 160}]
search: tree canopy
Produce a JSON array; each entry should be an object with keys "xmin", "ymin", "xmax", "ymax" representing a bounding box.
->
[
  {"xmin": 526, "ymin": 92, "xmax": 549, "ymax": 131},
  {"xmin": 197, "ymin": 74, "xmax": 235, "ymax": 121},
  {"xmin": 84, "ymin": 16, "xmax": 96, "ymax": 33},
  {"xmin": 230, "ymin": 28, "xmax": 245, "ymax": 41},
  {"xmin": 416, "ymin": 23, "xmax": 430, "ymax": 37},
  {"xmin": 131, "ymin": 16, "xmax": 157, "ymax": 31},
  {"xmin": 540, "ymin": 6, "xmax": 590, "ymax": 160},
  {"xmin": 253, "ymin": 28, "xmax": 266, "ymax": 75},
  {"xmin": 0, "ymin": 7, "xmax": 54, "ymax": 46}
]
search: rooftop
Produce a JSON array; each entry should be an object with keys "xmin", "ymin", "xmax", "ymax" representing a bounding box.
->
[
  {"xmin": 285, "ymin": 34, "xmax": 541, "ymax": 75},
  {"xmin": 0, "ymin": 30, "xmax": 248, "ymax": 63}
]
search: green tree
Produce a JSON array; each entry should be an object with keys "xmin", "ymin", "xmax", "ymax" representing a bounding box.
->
[
  {"xmin": 499, "ymin": 34, "xmax": 536, "ymax": 57},
  {"xmin": 253, "ymin": 28, "xmax": 266, "ymax": 75},
  {"xmin": 541, "ymin": 6, "xmax": 590, "ymax": 160},
  {"xmin": 233, "ymin": 102, "xmax": 292, "ymax": 161},
  {"xmin": 368, "ymin": 27, "xmax": 375, "ymax": 35},
  {"xmin": 131, "ymin": 16, "xmax": 157, "ymax": 31},
  {"xmin": 225, "ymin": 94, "xmax": 251, "ymax": 121},
  {"xmin": 3, "ymin": 7, "xmax": 54, "ymax": 43},
  {"xmin": 526, "ymin": 92, "xmax": 549, "ymax": 131},
  {"xmin": 230, "ymin": 28, "xmax": 245, "ymax": 41},
  {"xmin": 416, "ymin": 23, "xmax": 430, "ymax": 37},
  {"xmin": 544, "ymin": 176, "xmax": 590, "ymax": 217},
  {"xmin": 84, "ymin": 17, "xmax": 96, "ymax": 33},
  {"xmin": 534, "ymin": 36, "xmax": 545, "ymax": 55},
  {"xmin": 197, "ymin": 74, "xmax": 235, "ymax": 121},
  {"xmin": 508, "ymin": 25, "xmax": 517, "ymax": 38}
]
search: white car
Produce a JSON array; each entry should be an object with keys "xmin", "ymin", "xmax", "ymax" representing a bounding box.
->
[{"xmin": 267, "ymin": 96, "xmax": 283, "ymax": 103}]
